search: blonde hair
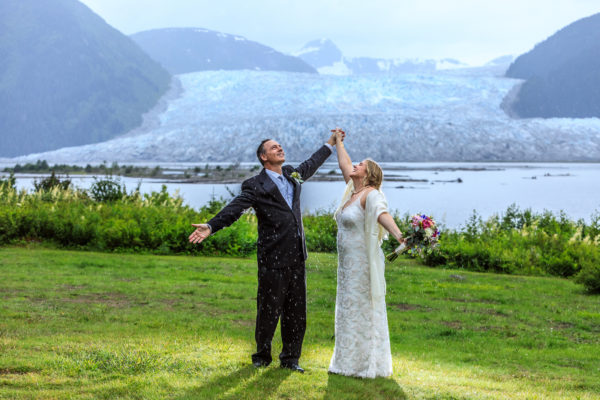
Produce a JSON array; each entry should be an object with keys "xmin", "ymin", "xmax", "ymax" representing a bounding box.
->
[{"xmin": 363, "ymin": 159, "xmax": 383, "ymax": 189}]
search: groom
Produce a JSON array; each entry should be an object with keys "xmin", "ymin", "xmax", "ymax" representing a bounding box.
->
[{"xmin": 189, "ymin": 132, "xmax": 342, "ymax": 373}]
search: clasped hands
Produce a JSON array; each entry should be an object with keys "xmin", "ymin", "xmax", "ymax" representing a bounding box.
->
[
  {"xmin": 329, "ymin": 127, "xmax": 346, "ymax": 146},
  {"xmin": 191, "ymin": 129, "xmax": 347, "ymax": 245}
]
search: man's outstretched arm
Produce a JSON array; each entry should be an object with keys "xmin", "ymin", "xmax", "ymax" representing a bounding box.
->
[
  {"xmin": 189, "ymin": 181, "xmax": 256, "ymax": 244},
  {"xmin": 294, "ymin": 132, "xmax": 340, "ymax": 181}
]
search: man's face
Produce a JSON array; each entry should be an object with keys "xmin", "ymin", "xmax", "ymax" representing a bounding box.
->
[{"xmin": 261, "ymin": 140, "xmax": 285, "ymax": 166}]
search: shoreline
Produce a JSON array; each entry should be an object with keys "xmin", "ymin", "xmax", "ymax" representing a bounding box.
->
[{"xmin": 2, "ymin": 160, "xmax": 598, "ymax": 185}]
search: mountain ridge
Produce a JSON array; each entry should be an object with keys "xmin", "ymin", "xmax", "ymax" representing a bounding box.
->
[
  {"xmin": 0, "ymin": 0, "xmax": 171, "ymax": 157},
  {"xmin": 505, "ymin": 12, "xmax": 600, "ymax": 118},
  {"xmin": 130, "ymin": 27, "xmax": 317, "ymax": 75}
]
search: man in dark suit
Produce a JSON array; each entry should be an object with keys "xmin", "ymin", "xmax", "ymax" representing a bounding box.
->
[{"xmin": 189, "ymin": 133, "xmax": 341, "ymax": 373}]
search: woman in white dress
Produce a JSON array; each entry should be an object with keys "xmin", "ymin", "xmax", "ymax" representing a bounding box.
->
[{"xmin": 328, "ymin": 129, "xmax": 406, "ymax": 378}]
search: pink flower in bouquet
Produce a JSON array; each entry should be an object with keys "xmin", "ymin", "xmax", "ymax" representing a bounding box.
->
[
  {"xmin": 411, "ymin": 215, "xmax": 422, "ymax": 226},
  {"xmin": 387, "ymin": 213, "xmax": 441, "ymax": 262}
]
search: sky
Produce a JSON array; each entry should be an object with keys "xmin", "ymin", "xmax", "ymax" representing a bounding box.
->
[{"xmin": 79, "ymin": 0, "xmax": 599, "ymax": 65}]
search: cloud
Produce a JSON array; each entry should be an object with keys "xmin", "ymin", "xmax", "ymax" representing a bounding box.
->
[{"xmin": 80, "ymin": 0, "xmax": 600, "ymax": 64}]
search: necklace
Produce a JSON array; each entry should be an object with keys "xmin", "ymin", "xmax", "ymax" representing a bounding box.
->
[{"xmin": 352, "ymin": 185, "xmax": 369, "ymax": 196}]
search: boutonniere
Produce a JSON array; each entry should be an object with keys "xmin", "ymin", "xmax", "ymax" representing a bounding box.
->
[{"xmin": 290, "ymin": 171, "xmax": 304, "ymax": 184}]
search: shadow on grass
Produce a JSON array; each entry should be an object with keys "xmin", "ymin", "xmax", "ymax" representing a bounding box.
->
[
  {"xmin": 176, "ymin": 364, "xmax": 292, "ymax": 400},
  {"xmin": 324, "ymin": 372, "xmax": 406, "ymax": 400}
]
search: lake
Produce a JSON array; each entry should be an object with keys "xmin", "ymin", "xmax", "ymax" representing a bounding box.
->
[{"xmin": 4, "ymin": 162, "xmax": 600, "ymax": 229}]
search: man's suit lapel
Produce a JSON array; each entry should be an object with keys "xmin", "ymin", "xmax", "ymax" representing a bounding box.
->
[{"xmin": 258, "ymin": 169, "xmax": 289, "ymax": 207}]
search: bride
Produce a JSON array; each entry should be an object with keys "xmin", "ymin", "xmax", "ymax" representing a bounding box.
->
[{"xmin": 329, "ymin": 128, "xmax": 406, "ymax": 378}]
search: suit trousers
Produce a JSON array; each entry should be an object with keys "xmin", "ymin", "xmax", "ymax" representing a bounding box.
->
[{"xmin": 252, "ymin": 255, "xmax": 306, "ymax": 365}]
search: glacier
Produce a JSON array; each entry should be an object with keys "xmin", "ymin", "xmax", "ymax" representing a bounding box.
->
[{"xmin": 8, "ymin": 68, "xmax": 600, "ymax": 163}]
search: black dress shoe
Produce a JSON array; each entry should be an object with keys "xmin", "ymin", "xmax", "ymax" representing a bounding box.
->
[
  {"xmin": 280, "ymin": 363, "xmax": 304, "ymax": 373},
  {"xmin": 253, "ymin": 360, "xmax": 270, "ymax": 368}
]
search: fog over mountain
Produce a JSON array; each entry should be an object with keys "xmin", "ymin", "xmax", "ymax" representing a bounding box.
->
[
  {"xmin": 294, "ymin": 39, "xmax": 470, "ymax": 75},
  {"xmin": 505, "ymin": 12, "xmax": 600, "ymax": 118},
  {"xmin": 0, "ymin": 0, "xmax": 171, "ymax": 158},
  {"xmin": 131, "ymin": 28, "xmax": 317, "ymax": 75}
]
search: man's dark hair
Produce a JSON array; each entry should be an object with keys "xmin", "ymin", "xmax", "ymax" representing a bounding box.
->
[{"xmin": 256, "ymin": 139, "xmax": 271, "ymax": 166}]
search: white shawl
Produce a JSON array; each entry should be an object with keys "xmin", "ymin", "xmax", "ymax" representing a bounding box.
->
[{"xmin": 334, "ymin": 180, "xmax": 389, "ymax": 305}]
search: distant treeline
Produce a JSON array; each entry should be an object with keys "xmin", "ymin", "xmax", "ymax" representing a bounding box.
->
[
  {"xmin": 4, "ymin": 160, "xmax": 162, "ymax": 177},
  {"xmin": 3, "ymin": 160, "xmax": 261, "ymax": 181},
  {"xmin": 0, "ymin": 174, "xmax": 598, "ymax": 293}
]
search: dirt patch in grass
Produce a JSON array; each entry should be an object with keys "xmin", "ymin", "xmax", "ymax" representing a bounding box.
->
[
  {"xmin": 0, "ymin": 366, "xmax": 38, "ymax": 375},
  {"xmin": 390, "ymin": 303, "xmax": 433, "ymax": 312},
  {"xmin": 480, "ymin": 308, "xmax": 509, "ymax": 317},
  {"xmin": 446, "ymin": 297, "xmax": 501, "ymax": 305},
  {"xmin": 440, "ymin": 321, "xmax": 462, "ymax": 329},
  {"xmin": 0, "ymin": 287, "xmax": 20, "ymax": 298},
  {"xmin": 159, "ymin": 298, "xmax": 218, "ymax": 313},
  {"xmin": 552, "ymin": 322, "xmax": 575, "ymax": 330},
  {"xmin": 233, "ymin": 319, "xmax": 254, "ymax": 327},
  {"xmin": 472, "ymin": 325, "xmax": 501, "ymax": 332},
  {"xmin": 61, "ymin": 284, "xmax": 88, "ymax": 290},
  {"xmin": 61, "ymin": 292, "xmax": 132, "ymax": 307},
  {"xmin": 116, "ymin": 278, "xmax": 140, "ymax": 282}
]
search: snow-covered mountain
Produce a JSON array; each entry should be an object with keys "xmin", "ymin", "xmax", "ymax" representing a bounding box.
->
[
  {"xmin": 10, "ymin": 68, "xmax": 600, "ymax": 164},
  {"xmin": 131, "ymin": 28, "xmax": 316, "ymax": 75},
  {"xmin": 293, "ymin": 39, "xmax": 343, "ymax": 69},
  {"xmin": 294, "ymin": 39, "xmax": 469, "ymax": 75}
]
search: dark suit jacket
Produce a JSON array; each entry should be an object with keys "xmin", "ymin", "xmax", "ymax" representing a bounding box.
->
[{"xmin": 207, "ymin": 145, "xmax": 332, "ymax": 269}]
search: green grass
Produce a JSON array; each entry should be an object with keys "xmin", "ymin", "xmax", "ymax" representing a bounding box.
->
[{"xmin": 0, "ymin": 246, "xmax": 598, "ymax": 399}]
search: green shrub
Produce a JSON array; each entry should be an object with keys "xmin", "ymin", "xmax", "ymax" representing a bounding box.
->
[
  {"xmin": 575, "ymin": 258, "xmax": 600, "ymax": 293},
  {"xmin": 89, "ymin": 177, "xmax": 127, "ymax": 202},
  {"xmin": 1, "ymin": 185, "xmax": 599, "ymax": 293},
  {"xmin": 0, "ymin": 172, "xmax": 16, "ymax": 192},
  {"xmin": 33, "ymin": 172, "xmax": 71, "ymax": 192},
  {"xmin": 424, "ymin": 205, "xmax": 599, "ymax": 281},
  {"xmin": 0, "ymin": 184, "xmax": 256, "ymax": 256},
  {"xmin": 304, "ymin": 211, "xmax": 337, "ymax": 252}
]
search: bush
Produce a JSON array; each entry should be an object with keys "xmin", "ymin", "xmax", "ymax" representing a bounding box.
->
[
  {"xmin": 33, "ymin": 172, "xmax": 71, "ymax": 192},
  {"xmin": 575, "ymin": 259, "xmax": 600, "ymax": 293},
  {"xmin": 0, "ymin": 173, "xmax": 16, "ymax": 193},
  {"xmin": 304, "ymin": 211, "xmax": 337, "ymax": 252},
  {"xmin": 90, "ymin": 177, "xmax": 127, "ymax": 202},
  {"xmin": 424, "ymin": 205, "xmax": 600, "ymax": 281},
  {"xmin": 0, "ymin": 183, "xmax": 256, "ymax": 256},
  {"xmin": 1, "ymin": 184, "xmax": 598, "ymax": 293}
]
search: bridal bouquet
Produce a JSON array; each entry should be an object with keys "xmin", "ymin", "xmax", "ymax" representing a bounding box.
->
[{"xmin": 386, "ymin": 214, "xmax": 440, "ymax": 261}]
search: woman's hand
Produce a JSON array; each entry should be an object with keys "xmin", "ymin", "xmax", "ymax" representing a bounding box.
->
[
  {"xmin": 331, "ymin": 127, "xmax": 346, "ymax": 145},
  {"xmin": 335, "ymin": 129, "xmax": 345, "ymax": 145},
  {"xmin": 332, "ymin": 127, "xmax": 352, "ymax": 183}
]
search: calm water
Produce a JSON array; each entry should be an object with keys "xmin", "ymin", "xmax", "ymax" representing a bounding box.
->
[{"xmin": 5, "ymin": 162, "xmax": 600, "ymax": 229}]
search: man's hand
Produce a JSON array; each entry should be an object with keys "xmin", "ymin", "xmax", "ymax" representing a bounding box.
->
[
  {"xmin": 189, "ymin": 224, "xmax": 211, "ymax": 244},
  {"xmin": 327, "ymin": 132, "xmax": 337, "ymax": 147},
  {"xmin": 328, "ymin": 127, "xmax": 346, "ymax": 146}
]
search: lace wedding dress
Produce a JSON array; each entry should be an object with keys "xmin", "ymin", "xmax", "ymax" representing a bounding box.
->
[{"xmin": 329, "ymin": 193, "xmax": 393, "ymax": 378}]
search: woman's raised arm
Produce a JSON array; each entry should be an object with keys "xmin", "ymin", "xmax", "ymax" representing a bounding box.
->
[{"xmin": 333, "ymin": 128, "xmax": 352, "ymax": 183}]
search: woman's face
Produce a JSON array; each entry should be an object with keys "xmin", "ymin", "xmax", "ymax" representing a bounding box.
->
[{"xmin": 349, "ymin": 159, "xmax": 368, "ymax": 179}]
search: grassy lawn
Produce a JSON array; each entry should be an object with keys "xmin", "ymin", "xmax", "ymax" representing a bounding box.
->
[{"xmin": 0, "ymin": 246, "xmax": 598, "ymax": 399}]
